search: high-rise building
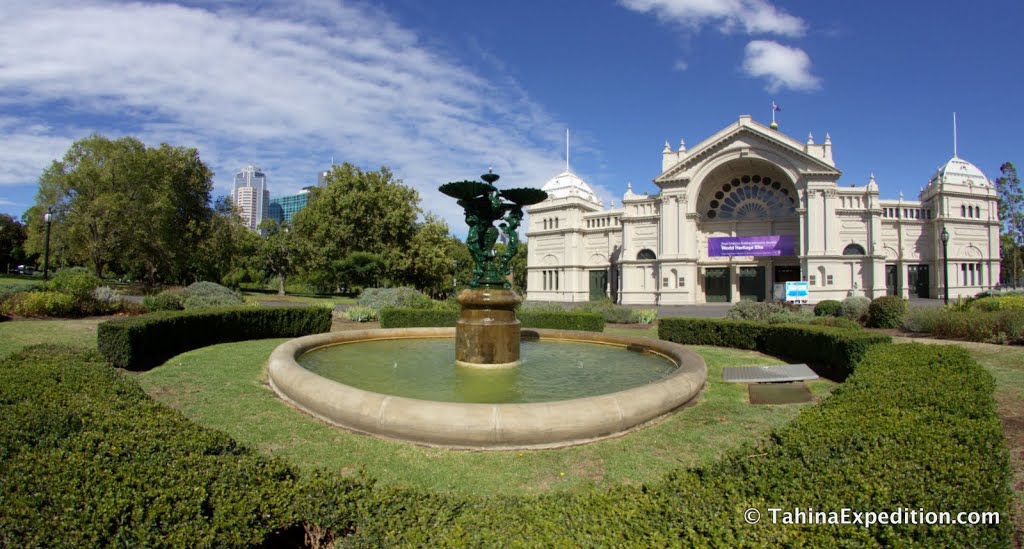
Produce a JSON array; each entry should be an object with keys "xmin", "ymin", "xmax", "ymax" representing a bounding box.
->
[
  {"xmin": 233, "ymin": 165, "xmax": 269, "ymax": 232},
  {"xmin": 269, "ymin": 188, "xmax": 312, "ymax": 223}
]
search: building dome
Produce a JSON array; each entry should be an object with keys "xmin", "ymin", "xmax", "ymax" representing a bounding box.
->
[
  {"xmin": 541, "ymin": 170, "xmax": 600, "ymax": 203},
  {"xmin": 929, "ymin": 156, "xmax": 989, "ymax": 188}
]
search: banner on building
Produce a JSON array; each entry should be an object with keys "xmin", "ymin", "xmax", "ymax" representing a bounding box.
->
[{"xmin": 708, "ymin": 235, "xmax": 795, "ymax": 257}]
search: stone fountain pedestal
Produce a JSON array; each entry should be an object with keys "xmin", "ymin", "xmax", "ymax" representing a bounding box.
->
[{"xmin": 455, "ymin": 288, "xmax": 521, "ymax": 368}]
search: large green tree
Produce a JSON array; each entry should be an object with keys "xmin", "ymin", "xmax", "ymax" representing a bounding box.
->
[
  {"xmin": 29, "ymin": 135, "xmax": 214, "ymax": 283},
  {"xmin": 394, "ymin": 214, "xmax": 458, "ymax": 296},
  {"xmin": 995, "ymin": 161, "xmax": 1023, "ymax": 286},
  {"xmin": 0, "ymin": 213, "xmax": 28, "ymax": 273},
  {"xmin": 194, "ymin": 195, "xmax": 261, "ymax": 286},
  {"xmin": 256, "ymin": 220, "xmax": 299, "ymax": 295},
  {"xmin": 292, "ymin": 163, "xmax": 420, "ymax": 291}
]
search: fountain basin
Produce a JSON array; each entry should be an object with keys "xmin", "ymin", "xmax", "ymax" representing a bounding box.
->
[{"xmin": 267, "ymin": 328, "xmax": 707, "ymax": 449}]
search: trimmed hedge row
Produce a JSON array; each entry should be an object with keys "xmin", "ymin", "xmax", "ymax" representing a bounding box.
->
[
  {"xmin": 98, "ymin": 306, "xmax": 332, "ymax": 370},
  {"xmin": 379, "ymin": 308, "xmax": 605, "ymax": 332},
  {"xmin": 658, "ymin": 318, "xmax": 890, "ymax": 379},
  {"xmin": 0, "ymin": 345, "xmax": 301, "ymax": 546},
  {"xmin": 301, "ymin": 342, "xmax": 1011, "ymax": 547}
]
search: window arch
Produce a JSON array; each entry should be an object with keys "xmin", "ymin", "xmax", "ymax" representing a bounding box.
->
[
  {"xmin": 637, "ymin": 249, "xmax": 657, "ymax": 260},
  {"xmin": 961, "ymin": 204, "xmax": 967, "ymax": 217},
  {"xmin": 843, "ymin": 243, "xmax": 866, "ymax": 255},
  {"xmin": 705, "ymin": 174, "xmax": 796, "ymax": 220}
]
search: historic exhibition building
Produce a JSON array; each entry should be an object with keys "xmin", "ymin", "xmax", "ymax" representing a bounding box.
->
[{"xmin": 525, "ymin": 115, "xmax": 1000, "ymax": 305}]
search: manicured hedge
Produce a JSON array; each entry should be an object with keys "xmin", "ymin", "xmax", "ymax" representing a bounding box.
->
[
  {"xmin": 379, "ymin": 308, "xmax": 604, "ymax": 332},
  {"xmin": 0, "ymin": 345, "xmax": 301, "ymax": 546},
  {"xmin": 658, "ymin": 318, "xmax": 890, "ymax": 379},
  {"xmin": 379, "ymin": 307, "xmax": 458, "ymax": 328},
  {"xmin": 518, "ymin": 311, "xmax": 604, "ymax": 332},
  {"xmin": 98, "ymin": 306, "xmax": 332, "ymax": 370}
]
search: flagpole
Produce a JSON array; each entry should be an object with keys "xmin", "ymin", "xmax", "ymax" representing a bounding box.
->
[{"xmin": 771, "ymin": 100, "xmax": 776, "ymax": 125}]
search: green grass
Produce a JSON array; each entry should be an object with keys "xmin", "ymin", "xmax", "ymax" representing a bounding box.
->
[
  {"xmin": 241, "ymin": 291, "xmax": 356, "ymax": 308},
  {"xmin": 0, "ymin": 274, "xmax": 44, "ymax": 289},
  {"xmin": 0, "ymin": 318, "xmax": 102, "ymax": 358},
  {"xmin": 136, "ymin": 336, "xmax": 833, "ymax": 497}
]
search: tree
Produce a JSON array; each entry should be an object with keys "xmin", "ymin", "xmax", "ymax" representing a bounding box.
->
[
  {"xmin": 29, "ymin": 135, "xmax": 214, "ymax": 284},
  {"xmin": 394, "ymin": 214, "xmax": 456, "ymax": 296},
  {"xmin": 257, "ymin": 220, "xmax": 299, "ymax": 295},
  {"xmin": 995, "ymin": 161, "xmax": 1024, "ymax": 286},
  {"xmin": 0, "ymin": 213, "xmax": 27, "ymax": 272},
  {"xmin": 195, "ymin": 196, "xmax": 261, "ymax": 286},
  {"xmin": 292, "ymin": 163, "xmax": 420, "ymax": 291},
  {"xmin": 333, "ymin": 251, "xmax": 385, "ymax": 291}
]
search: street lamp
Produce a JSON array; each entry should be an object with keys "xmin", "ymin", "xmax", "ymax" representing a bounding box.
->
[
  {"xmin": 940, "ymin": 226, "xmax": 950, "ymax": 305},
  {"xmin": 42, "ymin": 211, "xmax": 53, "ymax": 281}
]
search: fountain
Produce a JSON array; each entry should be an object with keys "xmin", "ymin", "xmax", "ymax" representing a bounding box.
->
[
  {"xmin": 437, "ymin": 170, "xmax": 546, "ymax": 368},
  {"xmin": 267, "ymin": 171, "xmax": 706, "ymax": 449}
]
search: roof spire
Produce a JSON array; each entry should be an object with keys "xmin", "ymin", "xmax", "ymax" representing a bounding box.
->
[
  {"xmin": 953, "ymin": 112, "xmax": 959, "ymax": 159},
  {"xmin": 679, "ymin": 138, "xmax": 686, "ymax": 152},
  {"xmin": 566, "ymin": 127, "xmax": 570, "ymax": 172},
  {"xmin": 807, "ymin": 132, "xmax": 814, "ymax": 145}
]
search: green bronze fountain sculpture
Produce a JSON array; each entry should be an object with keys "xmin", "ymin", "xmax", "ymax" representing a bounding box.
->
[{"xmin": 439, "ymin": 171, "xmax": 547, "ymax": 367}]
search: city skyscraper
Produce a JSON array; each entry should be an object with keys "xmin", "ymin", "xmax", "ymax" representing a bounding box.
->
[
  {"xmin": 232, "ymin": 165, "xmax": 269, "ymax": 232},
  {"xmin": 269, "ymin": 188, "xmax": 312, "ymax": 223}
]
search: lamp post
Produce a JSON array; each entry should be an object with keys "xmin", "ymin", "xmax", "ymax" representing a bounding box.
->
[
  {"xmin": 42, "ymin": 211, "xmax": 53, "ymax": 280},
  {"xmin": 451, "ymin": 260, "xmax": 458, "ymax": 296},
  {"xmin": 940, "ymin": 226, "xmax": 950, "ymax": 305}
]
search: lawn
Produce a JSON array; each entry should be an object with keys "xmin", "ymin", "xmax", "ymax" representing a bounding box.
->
[
  {"xmin": 0, "ymin": 317, "xmax": 102, "ymax": 358},
  {"xmin": 241, "ymin": 291, "xmax": 356, "ymax": 308},
  {"xmin": 0, "ymin": 274, "xmax": 44, "ymax": 290},
  {"xmin": 135, "ymin": 333, "xmax": 834, "ymax": 497}
]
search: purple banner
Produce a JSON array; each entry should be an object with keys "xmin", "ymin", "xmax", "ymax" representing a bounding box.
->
[{"xmin": 708, "ymin": 235, "xmax": 795, "ymax": 257}]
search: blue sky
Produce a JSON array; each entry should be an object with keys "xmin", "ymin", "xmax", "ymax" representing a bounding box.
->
[{"xmin": 2, "ymin": 0, "xmax": 1022, "ymax": 231}]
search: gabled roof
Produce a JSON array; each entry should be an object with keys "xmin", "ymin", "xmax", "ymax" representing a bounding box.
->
[{"xmin": 656, "ymin": 115, "xmax": 840, "ymax": 183}]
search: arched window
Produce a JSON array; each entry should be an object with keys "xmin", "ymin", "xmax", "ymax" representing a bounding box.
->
[
  {"xmin": 637, "ymin": 249, "xmax": 657, "ymax": 260},
  {"xmin": 961, "ymin": 204, "xmax": 967, "ymax": 217},
  {"xmin": 843, "ymin": 244, "xmax": 866, "ymax": 255},
  {"xmin": 704, "ymin": 174, "xmax": 797, "ymax": 220}
]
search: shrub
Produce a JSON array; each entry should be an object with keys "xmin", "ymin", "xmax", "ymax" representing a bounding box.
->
[
  {"xmin": 972, "ymin": 295, "xmax": 1024, "ymax": 312},
  {"xmin": 998, "ymin": 310, "xmax": 1024, "ymax": 343},
  {"xmin": 902, "ymin": 306, "xmax": 947, "ymax": 333},
  {"xmin": 180, "ymin": 281, "xmax": 244, "ymax": 309},
  {"xmin": 867, "ymin": 295, "xmax": 906, "ymax": 328},
  {"xmin": 91, "ymin": 285, "xmax": 119, "ymax": 304},
  {"xmin": 358, "ymin": 287, "xmax": 433, "ymax": 311},
  {"xmin": 840, "ymin": 295, "xmax": 871, "ymax": 322},
  {"xmin": 344, "ymin": 306, "xmax": 379, "ymax": 322},
  {"xmin": 0, "ymin": 345, "xmax": 300, "ymax": 546},
  {"xmin": 630, "ymin": 309, "xmax": 658, "ymax": 324},
  {"xmin": 2, "ymin": 291, "xmax": 76, "ymax": 318},
  {"xmin": 379, "ymin": 308, "xmax": 458, "ymax": 328},
  {"xmin": 658, "ymin": 318, "xmax": 890, "ymax": 380},
  {"xmin": 808, "ymin": 316, "xmax": 862, "ymax": 330},
  {"xmin": 725, "ymin": 300, "xmax": 788, "ymax": 322},
  {"xmin": 519, "ymin": 311, "xmax": 604, "ymax": 332},
  {"xmin": 813, "ymin": 299, "xmax": 842, "ymax": 317},
  {"xmin": 47, "ymin": 267, "xmax": 101, "ymax": 303},
  {"xmin": 97, "ymin": 306, "xmax": 332, "ymax": 370},
  {"xmin": 142, "ymin": 290, "xmax": 184, "ymax": 311}
]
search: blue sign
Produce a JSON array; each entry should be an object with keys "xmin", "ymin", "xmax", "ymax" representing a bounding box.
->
[{"xmin": 785, "ymin": 281, "xmax": 809, "ymax": 302}]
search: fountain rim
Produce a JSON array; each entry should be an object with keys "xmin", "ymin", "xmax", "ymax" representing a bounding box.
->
[{"xmin": 267, "ymin": 327, "xmax": 707, "ymax": 450}]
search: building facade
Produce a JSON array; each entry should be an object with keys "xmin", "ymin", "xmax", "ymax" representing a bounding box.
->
[
  {"xmin": 525, "ymin": 116, "xmax": 1000, "ymax": 305},
  {"xmin": 233, "ymin": 165, "xmax": 269, "ymax": 232},
  {"xmin": 269, "ymin": 188, "xmax": 312, "ymax": 223}
]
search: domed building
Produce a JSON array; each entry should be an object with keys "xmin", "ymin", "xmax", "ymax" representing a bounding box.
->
[{"xmin": 525, "ymin": 115, "xmax": 1000, "ymax": 304}]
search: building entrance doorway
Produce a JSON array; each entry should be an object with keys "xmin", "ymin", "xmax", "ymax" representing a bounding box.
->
[
  {"xmin": 588, "ymin": 270, "xmax": 608, "ymax": 301},
  {"xmin": 739, "ymin": 266, "xmax": 766, "ymax": 302},
  {"xmin": 886, "ymin": 265, "xmax": 898, "ymax": 296},
  {"xmin": 908, "ymin": 264, "xmax": 930, "ymax": 298},
  {"xmin": 705, "ymin": 267, "xmax": 730, "ymax": 302},
  {"xmin": 773, "ymin": 265, "xmax": 800, "ymax": 284}
]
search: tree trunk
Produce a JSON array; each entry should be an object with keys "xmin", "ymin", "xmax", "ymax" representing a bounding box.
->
[{"xmin": 278, "ymin": 275, "xmax": 286, "ymax": 296}]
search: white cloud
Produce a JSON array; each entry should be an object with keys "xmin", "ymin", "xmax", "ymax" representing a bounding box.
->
[
  {"xmin": 619, "ymin": 0, "xmax": 805, "ymax": 37},
  {"xmin": 741, "ymin": 40, "xmax": 821, "ymax": 92},
  {"xmin": 0, "ymin": 0, "xmax": 569, "ymax": 230},
  {"xmin": 673, "ymin": 60, "xmax": 689, "ymax": 71}
]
